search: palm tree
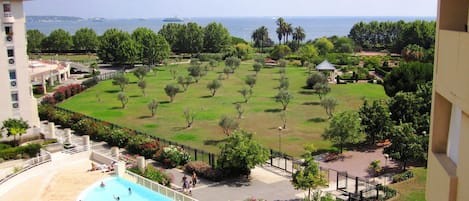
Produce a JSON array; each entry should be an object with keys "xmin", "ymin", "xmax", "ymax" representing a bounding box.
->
[
  {"xmin": 276, "ymin": 17, "xmax": 286, "ymax": 45},
  {"xmin": 251, "ymin": 26, "xmax": 268, "ymax": 52},
  {"xmin": 284, "ymin": 23, "xmax": 293, "ymax": 44},
  {"xmin": 292, "ymin": 26, "xmax": 306, "ymax": 47}
]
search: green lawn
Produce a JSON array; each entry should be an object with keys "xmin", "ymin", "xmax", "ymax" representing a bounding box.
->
[
  {"xmin": 59, "ymin": 62, "xmax": 387, "ymax": 156},
  {"xmin": 390, "ymin": 167, "xmax": 427, "ymax": 201}
]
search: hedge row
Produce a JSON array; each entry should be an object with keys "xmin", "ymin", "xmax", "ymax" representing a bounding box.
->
[
  {"xmin": 0, "ymin": 143, "xmax": 41, "ymax": 160},
  {"xmin": 38, "ymin": 105, "xmax": 190, "ymax": 167}
]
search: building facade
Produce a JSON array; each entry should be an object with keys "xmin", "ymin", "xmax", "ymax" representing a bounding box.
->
[
  {"xmin": 0, "ymin": 0, "xmax": 39, "ymax": 128},
  {"xmin": 426, "ymin": 0, "xmax": 469, "ymax": 200}
]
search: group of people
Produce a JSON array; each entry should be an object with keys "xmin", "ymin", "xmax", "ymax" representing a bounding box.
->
[
  {"xmin": 99, "ymin": 181, "xmax": 131, "ymax": 200},
  {"xmin": 181, "ymin": 172, "xmax": 198, "ymax": 195}
]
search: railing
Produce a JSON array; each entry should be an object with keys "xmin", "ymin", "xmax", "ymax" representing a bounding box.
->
[
  {"xmin": 124, "ymin": 170, "xmax": 198, "ymax": 201},
  {"xmin": 62, "ymin": 144, "xmax": 90, "ymax": 155},
  {"xmin": 0, "ymin": 149, "xmax": 52, "ymax": 185}
]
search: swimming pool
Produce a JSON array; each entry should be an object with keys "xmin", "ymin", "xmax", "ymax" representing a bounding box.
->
[{"xmin": 77, "ymin": 177, "xmax": 173, "ymax": 201}]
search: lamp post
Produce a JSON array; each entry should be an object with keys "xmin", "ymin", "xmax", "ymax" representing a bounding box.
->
[{"xmin": 384, "ymin": 153, "xmax": 389, "ymax": 184}]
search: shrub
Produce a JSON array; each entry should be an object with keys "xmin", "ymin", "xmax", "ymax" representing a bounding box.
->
[
  {"xmin": 156, "ymin": 145, "xmax": 191, "ymax": 168},
  {"xmin": 197, "ymin": 53, "xmax": 223, "ymax": 61},
  {"xmin": 376, "ymin": 184, "xmax": 397, "ymax": 200},
  {"xmin": 0, "ymin": 143, "xmax": 41, "ymax": 160},
  {"xmin": 82, "ymin": 77, "xmax": 99, "ymax": 89},
  {"xmin": 278, "ymin": 59, "xmax": 287, "ymax": 67},
  {"xmin": 392, "ymin": 170, "xmax": 414, "ymax": 183},
  {"xmin": 33, "ymin": 85, "xmax": 45, "ymax": 95},
  {"xmin": 126, "ymin": 135, "xmax": 160, "ymax": 159},
  {"xmin": 106, "ymin": 128, "xmax": 133, "ymax": 148},
  {"xmin": 129, "ymin": 166, "xmax": 172, "ymax": 187},
  {"xmin": 184, "ymin": 161, "xmax": 223, "ymax": 181}
]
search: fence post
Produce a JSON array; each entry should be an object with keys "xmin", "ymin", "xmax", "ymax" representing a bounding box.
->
[
  {"xmin": 270, "ymin": 149, "xmax": 273, "ymax": 166},
  {"xmin": 355, "ymin": 176, "xmax": 359, "ymax": 194},
  {"xmin": 376, "ymin": 184, "xmax": 380, "ymax": 199},
  {"xmin": 360, "ymin": 190, "xmax": 363, "ymax": 200},
  {"xmin": 336, "ymin": 172, "xmax": 339, "ymax": 190},
  {"xmin": 284, "ymin": 156, "xmax": 287, "ymax": 171},
  {"xmin": 208, "ymin": 153, "xmax": 212, "ymax": 166},
  {"xmin": 194, "ymin": 149, "xmax": 197, "ymax": 161}
]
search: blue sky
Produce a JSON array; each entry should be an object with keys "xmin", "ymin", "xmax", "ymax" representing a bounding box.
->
[{"xmin": 25, "ymin": 0, "xmax": 437, "ymax": 18}]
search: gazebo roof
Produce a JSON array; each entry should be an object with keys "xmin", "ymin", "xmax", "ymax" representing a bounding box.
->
[{"xmin": 316, "ymin": 60, "xmax": 336, "ymax": 71}]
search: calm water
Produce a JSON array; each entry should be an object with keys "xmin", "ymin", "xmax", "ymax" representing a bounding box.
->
[
  {"xmin": 26, "ymin": 16, "xmax": 435, "ymax": 41},
  {"xmin": 77, "ymin": 177, "xmax": 173, "ymax": 201}
]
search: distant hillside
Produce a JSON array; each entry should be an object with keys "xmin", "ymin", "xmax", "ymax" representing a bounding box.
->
[{"xmin": 26, "ymin": 16, "xmax": 84, "ymax": 22}]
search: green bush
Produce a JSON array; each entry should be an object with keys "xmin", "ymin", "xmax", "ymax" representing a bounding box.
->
[
  {"xmin": 0, "ymin": 143, "xmax": 12, "ymax": 150},
  {"xmin": 126, "ymin": 135, "xmax": 160, "ymax": 159},
  {"xmin": 106, "ymin": 128, "xmax": 133, "ymax": 148},
  {"xmin": 0, "ymin": 143, "xmax": 42, "ymax": 160},
  {"xmin": 129, "ymin": 165, "xmax": 172, "ymax": 187},
  {"xmin": 392, "ymin": 170, "xmax": 414, "ymax": 183},
  {"xmin": 156, "ymin": 145, "xmax": 191, "ymax": 168}
]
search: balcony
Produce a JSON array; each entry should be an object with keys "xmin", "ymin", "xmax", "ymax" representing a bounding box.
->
[
  {"xmin": 3, "ymin": 12, "xmax": 14, "ymax": 23},
  {"xmin": 426, "ymin": 152, "xmax": 457, "ymax": 201}
]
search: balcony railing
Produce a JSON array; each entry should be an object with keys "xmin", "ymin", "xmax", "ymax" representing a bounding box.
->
[{"xmin": 3, "ymin": 12, "xmax": 14, "ymax": 23}]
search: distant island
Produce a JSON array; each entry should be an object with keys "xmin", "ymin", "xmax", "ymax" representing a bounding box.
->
[
  {"xmin": 163, "ymin": 16, "xmax": 184, "ymax": 22},
  {"xmin": 26, "ymin": 16, "xmax": 84, "ymax": 23}
]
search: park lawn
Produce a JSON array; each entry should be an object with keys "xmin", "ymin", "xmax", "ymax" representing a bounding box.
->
[
  {"xmin": 390, "ymin": 167, "xmax": 427, "ymax": 201},
  {"xmin": 59, "ymin": 62, "xmax": 387, "ymax": 156},
  {"xmin": 29, "ymin": 53, "xmax": 98, "ymax": 63}
]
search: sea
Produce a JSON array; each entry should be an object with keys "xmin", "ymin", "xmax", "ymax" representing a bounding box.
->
[{"xmin": 26, "ymin": 16, "xmax": 435, "ymax": 41}]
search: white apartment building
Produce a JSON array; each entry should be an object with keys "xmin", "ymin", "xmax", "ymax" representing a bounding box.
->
[{"xmin": 0, "ymin": 0, "xmax": 39, "ymax": 128}]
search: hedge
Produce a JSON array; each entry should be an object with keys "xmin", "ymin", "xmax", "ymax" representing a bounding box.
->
[{"xmin": 0, "ymin": 143, "xmax": 42, "ymax": 160}]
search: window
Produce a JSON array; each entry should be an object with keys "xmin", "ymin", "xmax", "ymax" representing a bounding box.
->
[
  {"xmin": 3, "ymin": 3, "xmax": 11, "ymax": 17},
  {"xmin": 447, "ymin": 105, "xmax": 461, "ymax": 165},
  {"xmin": 3, "ymin": 3, "xmax": 11, "ymax": 12},
  {"xmin": 11, "ymin": 91, "xmax": 18, "ymax": 101},
  {"xmin": 4, "ymin": 25, "xmax": 11, "ymax": 35},
  {"xmin": 7, "ymin": 48, "xmax": 14, "ymax": 57},
  {"xmin": 9, "ymin": 70, "xmax": 16, "ymax": 79}
]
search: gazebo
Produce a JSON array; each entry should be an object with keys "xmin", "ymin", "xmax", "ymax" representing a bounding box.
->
[{"xmin": 315, "ymin": 60, "xmax": 337, "ymax": 82}]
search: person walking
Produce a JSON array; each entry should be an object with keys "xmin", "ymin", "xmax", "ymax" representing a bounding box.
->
[
  {"xmin": 181, "ymin": 175, "xmax": 188, "ymax": 193},
  {"xmin": 191, "ymin": 172, "xmax": 198, "ymax": 187}
]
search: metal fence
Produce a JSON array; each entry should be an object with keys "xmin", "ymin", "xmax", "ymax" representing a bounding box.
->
[
  {"xmin": 95, "ymin": 71, "xmax": 122, "ymax": 81},
  {"xmin": 125, "ymin": 170, "xmax": 198, "ymax": 201},
  {"xmin": 0, "ymin": 149, "xmax": 51, "ymax": 185}
]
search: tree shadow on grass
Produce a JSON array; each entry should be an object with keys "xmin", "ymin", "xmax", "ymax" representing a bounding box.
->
[
  {"xmin": 109, "ymin": 106, "xmax": 122, "ymax": 110},
  {"xmin": 159, "ymin": 101, "xmax": 171, "ymax": 104},
  {"xmin": 308, "ymin": 117, "xmax": 327, "ymax": 123},
  {"xmin": 130, "ymin": 95, "xmax": 140, "ymax": 98},
  {"xmin": 138, "ymin": 115, "xmax": 152, "ymax": 119},
  {"xmin": 298, "ymin": 90, "xmax": 315, "ymax": 95},
  {"xmin": 264, "ymin": 108, "xmax": 282, "ymax": 113},
  {"xmin": 171, "ymin": 126, "xmax": 187, "ymax": 132},
  {"xmin": 105, "ymin": 89, "xmax": 120, "ymax": 94},
  {"xmin": 203, "ymin": 138, "xmax": 228, "ymax": 146},
  {"xmin": 303, "ymin": 101, "xmax": 320, "ymax": 106},
  {"xmin": 200, "ymin": 95, "xmax": 212, "ymax": 98}
]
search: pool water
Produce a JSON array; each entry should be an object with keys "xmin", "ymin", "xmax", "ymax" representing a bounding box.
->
[{"xmin": 77, "ymin": 177, "xmax": 173, "ymax": 201}]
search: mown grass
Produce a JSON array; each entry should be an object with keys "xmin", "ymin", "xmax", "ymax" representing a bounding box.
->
[
  {"xmin": 389, "ymin": 167, "xmax": 427, "ymax": 201},
  {"xmin": 59, "ymin": 62, "xmax": 387, "ymax": 156}
]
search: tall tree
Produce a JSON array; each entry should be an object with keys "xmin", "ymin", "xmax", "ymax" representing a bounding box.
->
[
  {"xmin": 158, "ymin": 23, "xmax": 184, "ymax": 52},
  {"xmin": 132, "ymin": 27, "xmax": 171, "ymax": 65},
  {"xmin": 178, "ymin": 22, "xmax": 204, "ymax": 54},
  {"xmin": 27, "ymin": 29, "xmax": 45, "ymax": 53},
  {"xmin": 292, "ymin": 26, "xmax": 306, "ymax": 48},
  {"xmin": 73, "ymin": 28, "xmax": 99, "ymax": 51},
  {"xmin": 359, "ymin": 100, "xmax": 393, "ymax": 144},
  {"xmin": 322, "ymin": 111, "xmax": 365, "ymax": 153},
  {"xmin": 384, "ymin": 123, "xmax": 424, "ymax": 171},
  {"xmin": 276, "ymin": 17, "xmax": 286, "ymax": 45},
  {"xmin": 42, "ymin": 29, "xmax": 73, "ymax": 52},
  {"xmin": 218, "ymin": 130, "xmax": 269, "ymax": 177},
  {"xmin": 251, "ymin": 26, "xmax": 269, "ymax": 52},
  {"xmin": 314, "ymin": 37, "xmax": 334, "ymax": 55},
  {"xmin": 383, "ymin": 62, "xmax": 433, "ymax": 97},
  {"xmin": 203, "ymin": 22, "xmax": 231, "ymax": 53},
  {"xmin": 116, "ymin": 39, "xmax": 140, "ymax": 65},
  {"xmin": 1, "ymin": 118, "xmax": 30, "ymax": 146},
  {"xmin": 275, "ymin": 89, "xmax": 293, "ymax": 111},
  {"xmin": 297, "ymin": 44, "xmax": 318, "ymax": 66},
  {"xmin": 98, "ymin": 29, "xmax": 131, "ymax": 63}
]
